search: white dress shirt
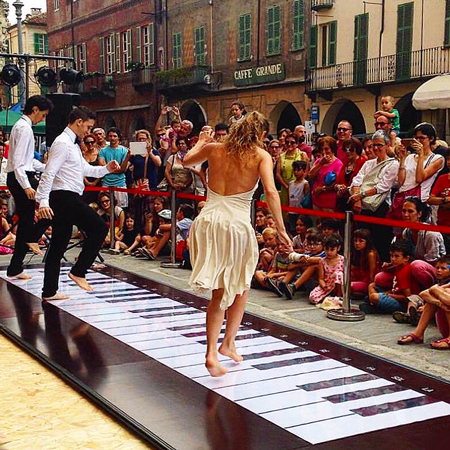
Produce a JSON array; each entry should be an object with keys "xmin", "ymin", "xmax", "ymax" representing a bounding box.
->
[
  {"xmin": 351, "ymin": 157, "xmax": 399, "ymax": 206},
  {"xmin": 36, "ymin": 127, "xmax": 110, "ymax": 208},
  {"xmin": 5, "ymin": 115, "xmax": 46, "ymax": 190}
]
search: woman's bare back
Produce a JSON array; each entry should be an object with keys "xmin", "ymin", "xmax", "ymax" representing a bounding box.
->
[{"xmin": 206, "ymin": 143, "xmax": 263, "ymax": 196}]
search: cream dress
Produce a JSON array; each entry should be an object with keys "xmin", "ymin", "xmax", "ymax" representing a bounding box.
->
[{"xmin": 189, "ymin": 184, "xmax": 259, "ymax": 310}]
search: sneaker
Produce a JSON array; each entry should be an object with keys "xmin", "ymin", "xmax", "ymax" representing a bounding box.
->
[
  {"xmin": 266, "ymin": 278, "xmax": 283, "ymax": 297},
  {"xmin": 279, "ymin": 281, "xmax": 296, "ymax": 300},
  {"xmin": 393, "ymin": 311, "xmax": 411, "ymax": 324}
]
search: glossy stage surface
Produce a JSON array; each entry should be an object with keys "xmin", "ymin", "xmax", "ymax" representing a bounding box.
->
[{"xmin": 1, "ymin": 264, "xmax": 450, "ymax": 450}]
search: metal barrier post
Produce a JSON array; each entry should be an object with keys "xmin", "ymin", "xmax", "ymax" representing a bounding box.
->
[
  {"xmin": 327, "ymin": 210, "xmax": 365, "ymax": 322},
  {"xmin": 109, "ymin": 187, "xmax": 116, "ymax": 250},
  {"xmin": 161, "ymin": 189, "xmax": 179, "ymax": 268}
]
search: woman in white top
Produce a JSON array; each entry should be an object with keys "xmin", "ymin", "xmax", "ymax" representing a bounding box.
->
[
  {"xmin": 389, "ymin": 123, "xmax": 444, "ymax": 220},
  {"xmin": 183, "ymin": 112, "xmax": 291, "ymax": 377}
]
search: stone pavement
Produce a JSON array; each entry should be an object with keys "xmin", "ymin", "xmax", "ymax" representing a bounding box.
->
[{"xmin": 1, "ymin": 249, "xmax": 449, "ymax": 382}]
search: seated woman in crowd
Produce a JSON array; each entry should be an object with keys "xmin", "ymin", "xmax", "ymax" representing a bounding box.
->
[
  {"xmin": 349, "ymin": 130, "xmax": 399, "ymax": 262},
  {"xmin": 97, "ymin": 192, "xmax": 125, "ymax": 247},
  {"xmin": 351, "ymin": 229, "xmax": 379, "ymax": 297},
  {"xmin": 138, "ymin": 209, "xmax": 172, "ymax": 260},
  {"xmin": 292, "ymin": 215, "xmax": 313, "ymax": 252},
  {"xmin": 398, "ymin": 256, "xmax": 450, "ymax": 347},
  {"xmin": 334, "ymin": 137, "xmax": 366, "ymax": 211},
  {"xmin": 140, "ymin": 196, "xmax": 169, "ymax": 253},
  {"xmin": 309, "ymin": 136, "xmax": 343, "ymax": 212},
  {"xmin": 388, "ymin": 123, "xmax": 444, "ymax": 221}
]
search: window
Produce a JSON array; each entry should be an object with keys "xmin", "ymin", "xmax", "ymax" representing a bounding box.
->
[
  {"xmin": 54, "ymin": 0, "xmax": 60, "ymax": 11},
  {"xmin": 77, "ymin": 43, "xmax": 87, "ymax": 72},
  {"xmin": 194, "ymin": 26, "xmax": 206, "ymax": 65},
  {"xmin": 320, "ymin": 21, "xmax": 337, "ymax": 66},
  {"xmin": 106, "ymin": 34, "xmax": 115, "ymax": 74},
  {"xmin": 238, "ymin": 14, "xmax": 251, "ymax": 61},
  {"xmin": 34, "ymin": 33, "xmax": 48, "ymax": 54},
  {"xmin": 292, "ymin": 0, "xmax": 304, "ymax": 50},
  {"xmin": 122, "ymin": 30, "xmax": 132, "ymax": 72},
  {"xmin": 267, "ymin": 5, "xmax": 281, "ymax": 56},
  {"xmin": 445, "ymin": 0, "xmax": 450, "ymax": 46},
  {"xmin": 309, "ymin": 25, "xmax": 317, "ymax": 68},
  {"xmin": 142, "ymin": 24, "xmax": 155, "ymax": 66},
  {"xmin": 396, "ymin": 2, "xmax": 413, "ymax": 80},
  {"xmin": 57, "ymin": 49, "xmax": 64, "ymax": 68},
  {"xmin": 173, "ymin": 32, "xmax": 183, "ymax": 69}
]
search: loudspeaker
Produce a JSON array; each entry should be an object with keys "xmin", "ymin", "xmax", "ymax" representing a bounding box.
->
[{"xmin": 45, "ymin": 93, "xmax": 81, "ymax": 147}]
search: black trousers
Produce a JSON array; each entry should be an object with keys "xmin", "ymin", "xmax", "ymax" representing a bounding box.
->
[
  {"xmin": 42, "ymin": 190, "xmax": 108, "ymax": 298},
  {"xmin": 6, "ymin": 171, "xmax": 52, "ymax": 276}
]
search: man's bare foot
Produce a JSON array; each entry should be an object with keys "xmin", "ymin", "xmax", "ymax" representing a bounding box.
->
[
  {"xmin": 68, "ymin": 272, "xmax": 93, "ymax": 291},
  {"xmin": 205, "ymin": 357, "xmax": 228, "ymax": 377},
  {"xmin": 219, "ymin": 344, "xmax": 244, "ymax": 363},
  {"xmin": 8, "ymin": 272, "xmax": 32, "ymax": 280},
  {"xmin": 26, "ymin": 242, "xmax": 43, "ymax": 256},
  {"xmin": 42, "ymin": 292, "xmax": 70, "ymax": 301}
]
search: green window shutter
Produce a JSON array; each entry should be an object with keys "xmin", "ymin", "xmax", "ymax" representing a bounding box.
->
[
  {"xmin": 354, "ymin": 13, "xmax": 368, "ymax": 62},
  {"xmin": 328, "ymin": 21, "xmax": 337, "ymax": 65},
  {"xmin": 309, "ymin": 25, "xmax": 317, "ymax": 69},
  {"xmin": 445, "ymin": 0, "xmax": 450, "ymax": 46},
  {"xmin": 293, "ymin": 0, "xmax": 304, "ymax": 50},
  {"xmin": 173, "ymin": 32, "xmax": 182, "ymax": 68},
  {"xmin": 34, "ymin": 33, "xmax": 40, "ymax": 53},
  {"xmin": 136, "ymin": 27, "xmax": 141, "ymax": 63},
  {"xmin": 396, "ymin": 2, "xmax": 413, "ymax": 80},
  {"xmin": 44, "ymin": 35, "xmax": 48, "ymax": 54},
  {"xmin": 267, "ymin": 6, "xmax": 281, "ymax": 56},
  {"xmin": 99, "ymin": 37, "xmax": 105, "ymax": 73},
  {"xmin": 238, "ymin": 14, "xmax": 251, "ymax": 61}
]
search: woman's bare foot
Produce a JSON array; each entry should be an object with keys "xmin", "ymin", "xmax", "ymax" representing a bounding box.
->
[
  {"xmin": 26, "ymin": 242, "xmax": 43, "ymax": 256},
  {"xmin": 42, "ymin": 292, "xmax": 70, "ymax": 301},
  {"xmin": 68, "ymin": 272, "xmax": 93, "ymax": 291},
  {"xmin": 205, "ymin": 356, "xmax": 228, "ymax": 377},
  {"xmin": 8, "ymin": 272, "xmax": 32, "ymax": 280},
  {"xmin": 219, "ymin": 344, "xmax": 244, "ymax": 363}
]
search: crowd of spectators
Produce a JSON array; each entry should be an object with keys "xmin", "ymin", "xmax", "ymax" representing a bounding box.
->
[{"xmin": 0, "ymin": 98, "xmax": 449, "ymax": 350}]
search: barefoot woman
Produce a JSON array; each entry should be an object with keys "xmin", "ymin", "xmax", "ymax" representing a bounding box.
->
[{"xmin": 183, "ymin": 112, "xmax": 291, "ymax": 377}]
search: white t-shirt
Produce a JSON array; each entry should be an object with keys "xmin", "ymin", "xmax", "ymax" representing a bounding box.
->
[
  {"xmin": 288, "ymin": 179, "xmax": 307, "ymax": 212},
  {"xmin": 399, "ymin": 153, "xmax": 444, "ymax": 201}
]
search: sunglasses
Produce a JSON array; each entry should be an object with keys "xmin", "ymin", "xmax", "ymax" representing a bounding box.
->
[
  {"xmin": 337, "ymin": 127, "xmax": 351, "ymax": 132},
  {"xmin": 344, "ymin": 147, "xmax": 356, "ymax": 152},
  {"xmin": 375, "ymin": 122, "xmax": 388, "ymax": 127},
  {"xmin": 85, "ymin": 141, "xmax": 95, "ymax": 145},
  {"xmin": 270, "ymin": 145, "xmax": 280, "ymax": 149}
]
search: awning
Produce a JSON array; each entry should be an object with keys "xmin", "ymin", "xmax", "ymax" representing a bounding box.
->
[{"xmin": 412, "ymin": 74, "xmax": 450, "ymax": 110}]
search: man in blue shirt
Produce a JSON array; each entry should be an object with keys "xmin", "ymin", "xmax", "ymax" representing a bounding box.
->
[{"xmin": 98, "ymin": 127, "xmax": 131, "ymax": 208}]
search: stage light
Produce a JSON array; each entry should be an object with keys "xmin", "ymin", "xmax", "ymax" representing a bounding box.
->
[
  {"xmin": 35, "ymin": 66, "xmax": 57, "ymax": 87},
  {"xmin": 59, "ymin": 67, "xmax": 84, "ymax": 85},
  {"xmin": 0, "ymin": 63, "xmax": 22, "ymax": 87}
]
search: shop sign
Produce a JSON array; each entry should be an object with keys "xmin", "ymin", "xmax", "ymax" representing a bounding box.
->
[{"xmin": 233, "ymin": 63, "xmax": 286, "ymax": 87}]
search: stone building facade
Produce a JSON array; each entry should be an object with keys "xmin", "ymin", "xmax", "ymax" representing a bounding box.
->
[{"xmin": 46, "ymin": 0, "xmax": 311, "ymax": 138}]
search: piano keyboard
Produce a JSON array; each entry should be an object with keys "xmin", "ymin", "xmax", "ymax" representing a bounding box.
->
[{"xmin": 2, "ymin": 267, "xmax": 450, "ymax": 445}]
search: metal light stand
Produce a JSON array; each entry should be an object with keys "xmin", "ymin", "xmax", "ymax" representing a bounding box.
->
[
  {"xmin": 327, "ymin": 210, "xmax": 365, "ymax": 322},
  {"xmin": 161, "ymin": 189, "xmax": 179, "ymax": 268}
]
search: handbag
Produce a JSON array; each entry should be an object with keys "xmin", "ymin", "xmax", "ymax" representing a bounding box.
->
[
  {"xmin": 360, "ymin": 158, "xmax": 396, "ymax": 212},
  {"xmin": 133, "ymin": 155, "xmax": 150, "ymax": 197}
]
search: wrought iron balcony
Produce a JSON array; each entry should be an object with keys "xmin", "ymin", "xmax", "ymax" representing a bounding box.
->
[
  {"xmin": 308, "ymin": 46, "xmax": 450, "ymax": 93},
  {"xmin": 156, "ymin": 65, "xmax": 214, "ymax": 96},
  {"xmin": 73, "ymin": 73, "xmax": 115, "ymax": 97},
  {"xmin": 311, "ymin": 0, "xmax": 335, "ymax": 11},
  {"xmin": 131, "ymin": 67, "xmax": 154, "ymax": 91}
]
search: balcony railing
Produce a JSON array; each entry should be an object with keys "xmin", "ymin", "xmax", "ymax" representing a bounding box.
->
[
  {"xmin": 74, "ymin": 73, "xmax": 115, "ymax": 96},
  {"xmin": 311, "ymin": 0, "xmax": 335, "ymax": 11},
  {"xmin": 309, "ymin": 46, "xmax": 450, "ymax": 92},
  {"xmin": 156, "ymin": 65, "xmax": 213, "ymax": 94}
]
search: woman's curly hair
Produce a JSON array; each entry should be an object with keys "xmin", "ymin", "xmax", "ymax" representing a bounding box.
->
[{"xmin": 225, "ymin": 111, "xmax": 270, "ymax": 164}]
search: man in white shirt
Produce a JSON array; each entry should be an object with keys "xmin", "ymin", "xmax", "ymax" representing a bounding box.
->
[
  {"xmin": 36, "ymin": 106, "xmax": 120, "ymax": 300},
  {"xmin": 6, "ymin": 95, "xmax": 54, "ymax": 279}
]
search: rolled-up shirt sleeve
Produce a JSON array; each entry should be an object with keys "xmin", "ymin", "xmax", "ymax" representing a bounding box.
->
[
  {"xmin": 35, "ymin": 142, "xmax": 69, "ymax": 208},
  {"xmin": 32, "ymin": 158, "xmax": 46, "ymax": 173},
  {"xmin": 350, "ymin": 160, "xmax": 370, "ymax": 188},
  {"xmin": 13, "ymin": 126, "xmax": 35, "ymax": 190},
  {"xmin": 82, "ymin": 158, "xmax": 110, "ymax": 179},
  {"xmin": 376, "ymin": 160, "xmax": 399, "ymax": 194}
]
